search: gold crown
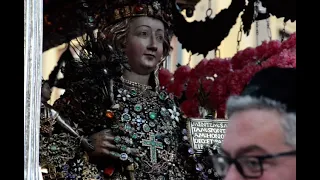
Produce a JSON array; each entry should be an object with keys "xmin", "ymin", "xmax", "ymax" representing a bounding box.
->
[{"xmin": 101, "ymin": 0, "xmax": 174, "ymax": 27}]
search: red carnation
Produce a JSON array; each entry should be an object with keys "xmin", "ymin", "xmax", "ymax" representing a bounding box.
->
[
  {"xmin": 201, "ymin": 78, "xmax": 214, "ymax": 95},
  {"xmin": 180, "ymin": 99, "xmax": 200, "ymax": 118},
  {"xmin": 185, "ymin": 78, "xmax": 200, "ymax": 99},
  {"xmin": 261, "ymin": 49, "xmax": 296, "ymax": 69},
  {"xmin": 231, "ymin": 47, "xmax": 256, "ymax": 70},
  {"xmin": 281, "ymin": 33, "xmax": 296, "ymax": 50},
  {"xmin": 266, "ymin": 40, "xmax": 282, "ymax": 57},
  {"xmin": 158, "ymin": 68, "xmax": 173, "ymax": 87},
  {"xmin": 205, "ymin": 58, "xmax": 232, "ymax": 77},
  {"xmin": 167, "ymin": 82, "xmax": 185, "ymax": 98},
  {"xmin": 216, "ymin": 102, "xmax": 227, "ymax": 119},
  {"xmin": 255, "ymin": 41, "xmax": 269, "ymax": 58},
  {"xmin": 209, "ymin": 76, "xmax": 229, "ymax": 109},
  {"xmin": 173, "ymin": 65, "xmax": 191, "ymax": 84},
  {"xmin": 192, "ymin": 59, "xmax": 209, "ymax": 78},
  {"xmin": 227, "ymin": 70, "xmax": 243, "ymax": 95}
]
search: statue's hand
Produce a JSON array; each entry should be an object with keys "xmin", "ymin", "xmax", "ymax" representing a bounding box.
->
[{"xmin": 88, "ymin": 129, "xmax": 119, "ymax": 159}]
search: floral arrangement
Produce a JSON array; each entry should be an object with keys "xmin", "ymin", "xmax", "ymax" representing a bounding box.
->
[{"xmin": 159, "ymin": 33, "xmax": 296, "ymax": 119}]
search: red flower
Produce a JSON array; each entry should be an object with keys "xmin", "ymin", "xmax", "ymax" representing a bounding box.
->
[
  {"xmin": 167, "ymin": 82, "xmax": 185, "ymax": 98},
  {"xmin": 205, "ymin": 58, "xmax": 232, "ymax": 77},
  {"xmin": 216, "ymin": 102, "xmax": 227, "ymax": 119},
  {"xmin": 168, "ymin": 33, "xmax": 296, "ymax": 120},
  {"xmin": 192, "ymin": 59, "xmax": 209, "ymax": 78},
  {"xmin": 227, "ymin": 70, "xmax": 243, "ymax": 95},
  {"xmin": 231, "ymin": 47, "xmax": 257, "ymax": 70},
  {"xmin": 261, "ymin": 49, "xmax": 296, "ymax": 69},
  {"xmin": 281, "ymin": 33, "xmax": 296, "ymax": 50},
  {"xmin": 185, "ymin": 78, "xmax": 200, "ymax": 99},
  {"xmin": 158, "ymin": 68, "xmax": 173, "ymax": 87},
  {"xmin": 180, "ymin": 99, "xmax": 200, "ymax": 118},
  {"xmin": 209, "ymin": 76, "xmax": 228, "ymax": 109},
  {"xmin": 201, "ymin": 78, "xmax": 214, "ymax": 95},
  {"xmin": 173, "ymin": 65, "xmax": 191, "ymax": 84}
]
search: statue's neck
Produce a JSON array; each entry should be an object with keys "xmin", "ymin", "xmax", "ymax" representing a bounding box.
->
[{"xmin": 122, "ymin": 70, "xmax": 151, "ymax": 86}]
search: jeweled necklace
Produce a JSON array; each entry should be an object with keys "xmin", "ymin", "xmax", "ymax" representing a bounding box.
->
[{"xmin": 120, "ymin": 76, "xmax": 152, "ymax": 90}]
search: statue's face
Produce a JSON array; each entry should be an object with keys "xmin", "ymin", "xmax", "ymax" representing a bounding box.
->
[{"xmin": 125, "ymin": 16, "xmax": 165, "ymax": 75}]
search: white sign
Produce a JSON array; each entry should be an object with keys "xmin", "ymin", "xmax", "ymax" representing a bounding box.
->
[{"xmin": 188, "ymin": 119, "xmax": 228, "ymax": 153}]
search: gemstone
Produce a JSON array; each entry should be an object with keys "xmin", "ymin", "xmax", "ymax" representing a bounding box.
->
[
  {"xmin": 130, "ymin": 89, "xmax": 137, "ymax": 96},
  {"xmin": 182, "ymin": 129, "xmax": 187, "ymax": 135},
  {"xmin": 106, "ymin": 110, "xmax": 114, "ymax": 119},
  {"xmin": 50, "ymin": 145, "xmax": 57, "ymax": 151},
  {"xmin": 121, "ymin": 113, "xmax": 131, "ymax": 121},
  {"xmin": 119, "ymin": 153, "xmax": 128, "ymax": 161},
  {"xmin": 135, "ymin": 6, "xmax": 144, "ymax": 13},
  {"xmin": 88, "ymin": 16, "xmax": 94, "ymax": 22},
  {"xmin": 188, "ymin": 148, "xmax": 194, "ymax": 154},
  {"xmin": 132, "ymin": 133, "xmax": 138, "ymax": 139},
  {"xmin": 164, "ymin": 138, "xmax": 170, "ymax": 145},
  {"xmin": 196, "ymin": 163, "xmax": 204, "ymax": 171},
  {"xmin": 103, "ymin": 167, "xmax": 115, "ymax": 176},
  {"xmin": 136, "ymin": 118, "xmax": 142, "ymax": 123},
  {"xmin": 125, "ymin": 124, "xmax": 132, "ymax": 131},
  {"xmin": 149, "ymin": 112, "xmax": 157, "ymax": 120},
  {"xmin": 149, "ymin": 121, "xmax": 156, "ymax": 127},
  {"xmin": 159, "ymin": 92, "xmax": 167, "ymax": 100},
  {"xmin": 143, "ymin": 124, "xmax": 151, "ymax": 132},
  {"xmin": 114, "ymin": 136, "xmax": 121, "ymax": 143},
  {"xmin": 134, "ymin": 104, "xmax": 142, "ymax": 112},
  {"xmin": 183, "ymin": 136, "xmax": 188, "ymax": 141},
  {"xmin": 120, "ymin": 145, "xmax": 127, "ymax": 152}
]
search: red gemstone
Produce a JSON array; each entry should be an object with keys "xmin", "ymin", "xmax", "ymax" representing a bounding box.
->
[
  {"xmin": 135, "ymin": 6, "xmax": 144, "ymax": 13},
  {"xmin": 104, "ymin": 167, "xmax": 115, "ymax": 176}
]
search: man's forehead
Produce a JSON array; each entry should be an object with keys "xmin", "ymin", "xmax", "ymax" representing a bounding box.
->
[
  {"xmin": 228, "ymin": 109, "xmax": 282, "ymax": 129},
  {"xmin": 222, "ymin": 109, "xmax": 284, "ymax": 156}
]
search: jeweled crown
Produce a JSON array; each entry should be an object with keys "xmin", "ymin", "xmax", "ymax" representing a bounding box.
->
[{"xmin": 99, "ymin": 0, "xmax": 175, "ymax": 27}]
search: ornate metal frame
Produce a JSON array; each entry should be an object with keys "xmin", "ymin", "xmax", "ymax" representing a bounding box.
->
[{"xmin": 24, "ymin": 0, "xmax": 42, "ymax": 179}]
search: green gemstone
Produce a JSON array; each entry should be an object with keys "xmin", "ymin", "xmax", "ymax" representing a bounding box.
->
[
  {"xmin": 159, "ymin": 92, "xmax": 167, "ymax": 100},
  {"xmin": 114, "ymin": 136, "xmax": 121, "ymax": 143},
  {"xmin": 149, "ymin": 112, "xmax": 157, "ymax": 120},
  {"xmin": 50, "ymin": 145, "xmax": 57, "ymax": 151},
  {"xmin": 125, "ymin": 124, "xmax": 132, "ymax": 130},
  {"xmin": 88, "ymin": 16, "xmax": 94, "ymax": 23},
  {"xmin": 134, "ymin": 104, "xmax": 142, "ymax": 112},
  {"xmin": 132, "ymin": 133, "xmax": 138, "ymax": 139},
  {"xmin": 131, "ymin": 89, "xmax": 137, "ymax": 96},
  {"xmin": 121, "ymin": 145, "xmax": 127, "ymax": 151},
  {"xmin": 121, "ymin": 113, "xmax": 131, "ymax": 121}
]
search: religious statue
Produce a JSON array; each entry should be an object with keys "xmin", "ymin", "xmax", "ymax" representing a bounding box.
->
[{"xmin": 40, "ymin": 0, "xmax": 221, "ymax": 179}]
